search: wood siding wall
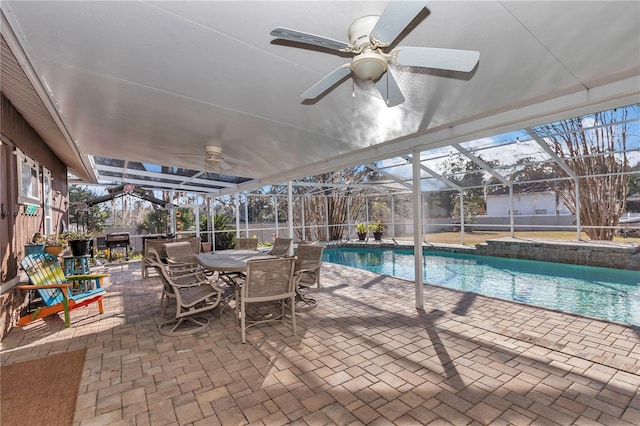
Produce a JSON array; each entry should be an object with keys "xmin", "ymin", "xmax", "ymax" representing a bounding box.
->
[{"xmin": 0, "ymin": 93, "xmax": 69, "ymax": 338}]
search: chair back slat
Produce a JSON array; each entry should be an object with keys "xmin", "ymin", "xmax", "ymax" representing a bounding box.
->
[
  {"xmin": 164, "ymin": 242, "xmax": 195, "ymax": 264},
  {"xmin": 144, "ymin": 238, "xmax": 173, "ymax": 261},
  {"xmin": 244, "ymin": 257, "xmax": 295, "ymax": 300},
  {"xmin": 268, "ymin": 238, "xmax": 293, "ymax": 257},
  {"xmin": 20, "ymin": 253, "xmax": 67, "ymax": 306},
  {"xmin": 234, "ymin": 238, "xmax": 259, "ymax": 250}
]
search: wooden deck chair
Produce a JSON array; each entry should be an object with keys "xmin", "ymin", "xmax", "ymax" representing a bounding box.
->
[
  {"xmin": 147, "ymin": 258, "xmax": 224, "ymax": 336},
  {"xmin": 18, "ymin": 253, "xmax": 108, "ymax": 327},
  {"xmin": 234, "ymin": 238, "xmax": 259, "ymax": 250},
  {"xmin": 267, "ymin": 238, "xmax": 293, "ymax": 257},
  {"xmin": 240, "ymin": 257, "xmax": 297, "ymax": 343}
]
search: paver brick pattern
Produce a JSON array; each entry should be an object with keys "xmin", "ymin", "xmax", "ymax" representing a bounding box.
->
[{"xmin": 1, "ymin": 259, "xmax": 639, "ymax": 425}]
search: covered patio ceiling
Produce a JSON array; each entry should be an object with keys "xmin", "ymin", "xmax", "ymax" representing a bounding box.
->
[{"xmin": 1, "ymin": 1, "xmax": 639, "ymax": 195}]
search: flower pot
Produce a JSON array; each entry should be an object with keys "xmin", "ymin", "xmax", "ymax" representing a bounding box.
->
[
  {"xmin": 357, "ymin": 233, "xmax": 367, "ymax": 241},
  {"xmin": 45, "ymin": 245, "xmax": 64, "ymax": 256},
  {"xmin": 24, "ymin": 244, "xmax": 45, "ymax": 256},
  {"xmin": 373, "ymin": 232, "xmax": 383, "ymax": 241},
  {"xmin": 69, "ymin": 240, "xmax": 91, "ymax": 256}
]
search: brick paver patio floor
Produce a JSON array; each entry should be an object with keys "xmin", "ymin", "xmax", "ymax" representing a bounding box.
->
[{"xmin": 1, "ymin": 259, "xmax": 639, "ymax": 425}]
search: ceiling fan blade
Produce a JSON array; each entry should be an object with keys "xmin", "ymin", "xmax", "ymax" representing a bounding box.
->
[
  {"xmin": 222, "ymin": 156, "xmax": 251, "ymax": 167},
  {"xmin": 370, "ymin": 1, "xmax": 428, "ymax": 48},
  {"xmin": 375, "ymin": 70, "xmax": 405, "ymax": 107},
  {"xmin": 301, "ymin": 64, "xmax": 352, "ymax": 99},
  {"xmin": 395, "ymin": 46, "xmax": 479, "ymax": 72},
  {"xmin": 173, "ymin": 153, "xmax": 205, "ymax": 158},
  {"xmin": 219, "ymin": 160, "xmax": 232, "ymax": 171},
  {"xmin": 271, "ymin": 28, "xmax": 352, "ymax": 52}
]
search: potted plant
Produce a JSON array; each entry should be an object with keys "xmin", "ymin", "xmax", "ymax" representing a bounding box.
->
[
  {"xmin": 369, "ymin": 221, "xmax": 385, "ymax": 241},
  {"xmin": 44, "ymin": 234, "xmax": 67, "ymax": 256},
  {"xmin": 66, "ymin": 230, "xmax": 94, "ymax": 256},
  {"xmin": 355, "ymin": 223, "xmax": 368, "ymax": 241},
  {"xmin": 24, "ymin": 232, "xmax": 46, "ymax": 255}
]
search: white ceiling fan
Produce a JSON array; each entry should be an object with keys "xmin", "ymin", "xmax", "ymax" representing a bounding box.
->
[
  {"xmin": 174, "ymin": 145, "xmax": 250, "ymax": 172},
  {"xmin": 271, "ymin": 1, "xmax": 479, "ymax": 107}
]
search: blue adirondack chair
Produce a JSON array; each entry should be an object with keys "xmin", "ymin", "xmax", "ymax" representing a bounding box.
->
[{"xmin": 18, "ymin": 253, "xmax": 108, "ymax": 327}]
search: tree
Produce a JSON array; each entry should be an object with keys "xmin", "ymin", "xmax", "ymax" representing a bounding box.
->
[
  {"xmin": 140, "ymin": 209, "xmax": 169, "ymax": 235},
  {"xmin": 533, "ymin": 108, "xmax": 631, "ymax": 240},
  {"xmin": 428, "ymin": 155, "xmax": 498, "ymax": 224},
  {"xmin": 68, "ymin": 186, "xmax": 110, "ymax": 232},
  {"xmin": 174, "ymin": 207, "xmax": 196, "ymax": 233},
  {"xmin": 285, "ymin": 166, "xmax": 379, "ymax": 241},
  {"xmin": 212, "ymin": 214, "xmax": 235, "ymax": 250}
]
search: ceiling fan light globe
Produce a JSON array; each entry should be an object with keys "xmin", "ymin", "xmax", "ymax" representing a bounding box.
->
[
  {"xmin": 351, "ymin": 52, "xmax": 387, "ymax": 80},
  {"xmin": 205, "ymin": 157, "xmax": 220, "ymax": 167}
]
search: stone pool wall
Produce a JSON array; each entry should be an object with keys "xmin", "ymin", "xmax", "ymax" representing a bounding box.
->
[
  {"xmin": 342, "ymin": 238, "xmax": 640, "ymax": 270},
  {"xmin": 475, "ymin": 238, "xmax": 640, "ymax": 270}
]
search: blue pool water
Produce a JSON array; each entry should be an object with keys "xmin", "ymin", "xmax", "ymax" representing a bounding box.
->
[{"xmin": 323, "ymin": 247, "xmax": 640, "ymax": 326}]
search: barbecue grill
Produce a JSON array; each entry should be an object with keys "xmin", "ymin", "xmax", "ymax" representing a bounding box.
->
[{"xmin": 106, "ymin": 232, "xmax": 130, "ymax": 261}]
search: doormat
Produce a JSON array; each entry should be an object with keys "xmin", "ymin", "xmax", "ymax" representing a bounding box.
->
[{"xmin": 1, "ymin": 348, "xmax": 87, "ymax": 426}]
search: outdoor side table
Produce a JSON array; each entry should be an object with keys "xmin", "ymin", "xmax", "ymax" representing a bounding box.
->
[{"xmin": 63, "ymin": 255, "xmax": 91, "ymax": 275}]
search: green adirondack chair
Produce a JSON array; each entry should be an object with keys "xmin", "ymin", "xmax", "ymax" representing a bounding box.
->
[{"xmin": 18, "ymin": 253, "xmax": 109, "ymax": 327}]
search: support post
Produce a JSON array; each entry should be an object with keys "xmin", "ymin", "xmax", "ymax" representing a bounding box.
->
[
  {"xmin": 391, "ymin": 194, "xmax": 395, "ymax": 239},
  {"xmin": 244, "ymin": 195, "xmax": 249, "ymax": 237},
  {"xmin": 459, "ymin": 191, "xmax": 465, "ymax": 245},
  {"xmin": 575, "ymin": 179, "xmax": 581, "ymax": 240},
  {"xmin": 324, "ymin": 195, "xmax": 330, "ymax": 241},
  {"xmin": 287, "ymin": 181, "xmax": 294, "ymax": 239},
  {"xmin": 509, "ymin": 185, "xmax": 515, "ymax": 237},
  {"xmin": 235, "ymin": 194, "xmax": 241, "ymax": 238},
  {"xmin": 301, "ymin": 196, "xmax": 306, "ymax": 241},
  {"xmin": 412, "ymin": 152, "xmax": 424, "ymax": 310}
]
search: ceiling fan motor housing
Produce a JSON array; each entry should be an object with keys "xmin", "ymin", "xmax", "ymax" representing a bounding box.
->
[
  {"xmin": 205, "ymin": 145, "xmax": 223, "ymax": 156},
  {"xmin": 348, "ymin": 15, "xmax": 387, "ymax": 80},
  {"xmin": 348, "ymin": 15, "xmax": 379, "ymax": 49}
]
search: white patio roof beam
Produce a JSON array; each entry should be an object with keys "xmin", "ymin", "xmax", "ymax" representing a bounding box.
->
[{"xmin": 94, "ymin": 164, "xmax": 239, "ymax": 189}]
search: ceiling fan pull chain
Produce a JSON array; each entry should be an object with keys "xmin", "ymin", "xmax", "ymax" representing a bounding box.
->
[
  {"xmin": 386, "ymin": 72, "xmax": 390, "ymax": 105},
  {"xmin": 352, "ymin": 79, "xmax": 355, "ymax": 98}
]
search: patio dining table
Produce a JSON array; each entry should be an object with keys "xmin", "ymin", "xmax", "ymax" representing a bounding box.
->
[
  {"xmin": 194, "ymin": 250, "xmax": 276, "ymax": 320},
  {"xmin": 194, "ymin": 249, "xmax": 274, "ymax": 274}
]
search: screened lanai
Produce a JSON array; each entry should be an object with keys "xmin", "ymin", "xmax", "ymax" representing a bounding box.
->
[
  {"xmin": 75, "ymin": 104, "xmax": 640, "ymax": 246},
  {"xmin": 4, "ymin": 0, "xmax": 639, "ymax": 306}
]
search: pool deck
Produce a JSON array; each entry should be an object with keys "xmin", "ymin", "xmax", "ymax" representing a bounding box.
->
[{"xmin": 1, "ymin": 259, "xmax": 639, "ymax": 425}]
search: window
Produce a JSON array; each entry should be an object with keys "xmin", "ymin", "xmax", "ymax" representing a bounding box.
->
[
  {"xmin": 43, "ymin": 167, "xmax": 52, "ymax": 234},
  {"xmin": 16, "ymin": 149, "xmax": 41, "ymax": 205}
]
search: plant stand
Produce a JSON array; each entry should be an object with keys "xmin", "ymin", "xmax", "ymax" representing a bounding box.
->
[{"xmin": 69, "ymin": 240, "xmax": 91, "ymax": 256}]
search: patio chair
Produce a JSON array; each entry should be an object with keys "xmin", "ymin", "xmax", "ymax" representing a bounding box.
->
[
  {"xmin": 295, "ymin": 244, "xmax": 325, "ymax": 287},
  {"xmin": 141, "ymin": 238, "xmax": 172, "ymax": 278},
  {"xmin": 267, "ymin": 238, "xmax": 293, "ymax": 257},
  {"xmin": 240, "ymin": 257, "xmax": 297, "ymax": 343},
  {"xmin": 293, "ymin": 244, "xmax": 324, "ymax": 306},
  {"xmin": 147, "ymin": 258, "xmax": 224, "ymax": 336},
  {"xmin": 164, "ymin": 241, "xmax": 211, "ymax": 277},
  {"xmin": 234, "ymin": 238, "xmax": 259, "ymax": 250},
  {"xmin": 18, "ymin": 253, "xmax": 109, "ymax": 327}
]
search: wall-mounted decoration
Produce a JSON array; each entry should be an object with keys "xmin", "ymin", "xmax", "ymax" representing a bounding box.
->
[
  {"xmin": 24, "ymin": 204, "xmax": 38, "ymax": 215},
  {"xmin": 15, "ymin": 148, "xmax": 41, "ymax": 205}
]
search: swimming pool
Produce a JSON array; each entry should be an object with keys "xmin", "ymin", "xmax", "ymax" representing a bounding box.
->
[{"xmin": 323, "ymin": 247, "xmax": 640, "ymax": 326}]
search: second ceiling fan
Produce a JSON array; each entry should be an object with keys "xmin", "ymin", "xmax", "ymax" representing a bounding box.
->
[{"xmin": 271, "ymin": 1, "xmax": 479, "ymax": 107}]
